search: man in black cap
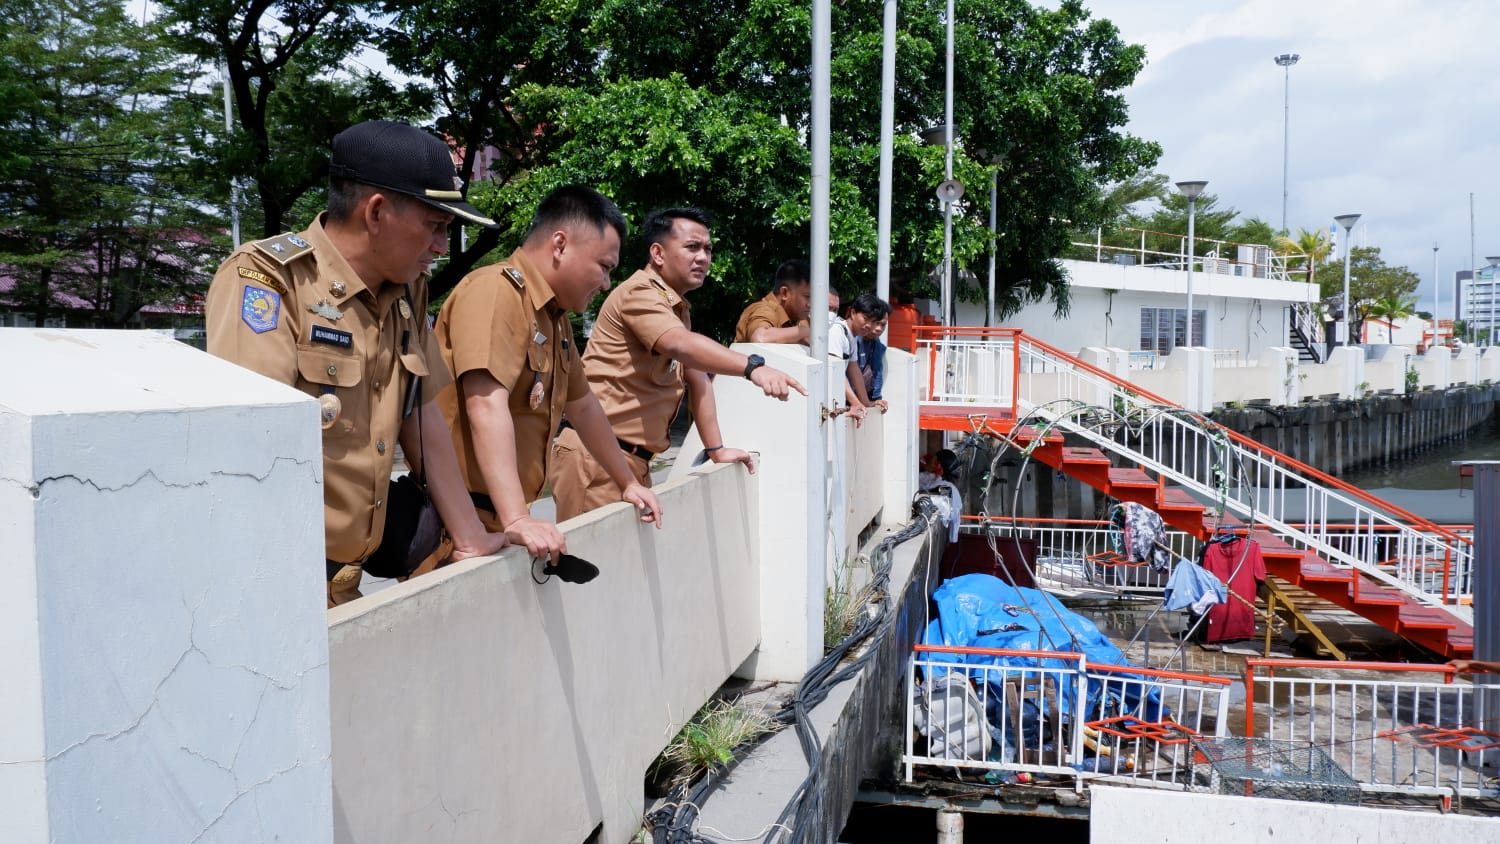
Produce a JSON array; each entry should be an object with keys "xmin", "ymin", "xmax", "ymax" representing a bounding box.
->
[{"xmin": 205, "ymin": 119, "xmax": 510, "ymax": 606}]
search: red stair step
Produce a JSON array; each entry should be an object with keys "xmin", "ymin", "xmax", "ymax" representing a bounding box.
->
[
  {"xmin": 1106, "ymin": 467, "xmax": 1157, "ymax": 488},
  {"xmin": 1397, "ymin": 607, "xmax": 1459, "ymax": 631}
]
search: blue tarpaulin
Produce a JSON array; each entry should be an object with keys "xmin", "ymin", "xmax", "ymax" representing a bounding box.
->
[{"xmin": 922, "ymin": 574, "xmax": 1165, "ymax": 725}]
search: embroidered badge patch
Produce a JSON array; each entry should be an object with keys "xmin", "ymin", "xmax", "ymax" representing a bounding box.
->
[
  {"xmin": 310, "ymin": 324, "xmax": 353, "ymax": 348},
  {"xmin": 237, "ymin": 266, "xmax": 287, "ymax": 296},
  {"xmin": 240, "ymin": 285, "xmax": 280, "ymax": 333}
]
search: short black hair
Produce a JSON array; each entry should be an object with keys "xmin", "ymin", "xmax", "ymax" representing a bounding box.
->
[
  {"xmin": 641, "ymin": 207, "xmax": 714, "ymax": 249},
  {"xmin": 774, "ymin": 258, "xmax": 811, "ymax": 292},
  {"xmin": 327, "ymin": 178, "xmax": 377, "ymax": 223},
  {"xmin": 327, "ymin": 178, "xmax": 423, "ymax": 223},
  {"xmin": 524, "ymin": 184, "xmax": 628, "ymax": 245},
  {"xmin": 848, "ymin": 293, "xmax": 891, "ymax": 321}
]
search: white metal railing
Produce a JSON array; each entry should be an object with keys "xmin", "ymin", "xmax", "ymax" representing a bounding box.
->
[
  {"xmin": 1211, "ymin": 349, "xmax": 1245, "ymax": 368},
  {"xmin": 1072, "ymin": 226, "xmax": 1299, "ymax": 283},
  {"xmin": 963, "ymin": 518, "xmax": 1192, "ymax": 596},
  {"xmin": 1011, "ymin": 334, "xmax": 1473, "ymax": 613},
  {"xmin": 906, "ymin": 645, "xmax": 1232, "ymax": 790},
  {"xmin": 1247, "ymin": 660, "xmax": 1500, "ymax": 799},
  {"xmin": 918, "ymin": 329, "xmax": 1019, "ymax": 409}
]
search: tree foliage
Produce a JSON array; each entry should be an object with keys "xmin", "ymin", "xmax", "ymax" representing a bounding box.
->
[
  {"xmin": 5, "ymin": 0, "xmax": 1161, "ymax": 339},
  {"xmin": 1086, "ymin": 181, "xmax": 1277, "ymax": 271},
  {"xmin": 424, "ymin": 0, "xmax": 1161, "ymax": 339},
  {"xmin": 0, "ymin": 0, "xmax": 222, "ymax": 325},
  {"xmin": 157, "ymin": 0, "xmax": 432, "ymax": 236},
  {"xmin": 1314, "ymin": 246, "xmax": 1421, "ymax": 339},
  {"xmin": 1364, "ymin": 293, "xmax": 1417, "ymax": 343},
  {"xmin": 1274, "ymin": 227, "xmax": 1331, "ymax": 286}
]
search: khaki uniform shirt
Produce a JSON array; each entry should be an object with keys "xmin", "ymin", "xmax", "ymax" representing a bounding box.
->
[
  {"xmin": 204, "ymin": 215, "xmax": 448, "ymax": 565},
  {"xmin": 582, "ymin": 267, "xmax": 691, "ymax": 454},
  {"xmin": 435, "ymin": 249, "xmax": 588, "ymax": 504},
  {"xmin": 734, "ymin": 292, "xmax": 795, "ymax": 342}
]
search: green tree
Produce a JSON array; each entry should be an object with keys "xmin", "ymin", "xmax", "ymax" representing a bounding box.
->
[
  {"xmin": 157, "ymin": 0, "xmax": 431, "ymax": 237},
  {"xmin": 1314, "ymin": 246, "xmax": 1421, "ymax": 342},
  {"xmin": 1364, "ymin": 294, "xmax": 1417, "ymax": 343},
  {"xmin": 1274, "ymin": 227, "xmax": 1332, "ymax": 286},
  {"xmin": 473, "ymin": 0, "xmax": 1159, "ymax": 339},
  {"xmin": 0, "ymin": 0, "xmax": 221, "ymax": 326},
  {"xmin": 376, "ymin": 0, "xmax": 601, "ymax": 283}
]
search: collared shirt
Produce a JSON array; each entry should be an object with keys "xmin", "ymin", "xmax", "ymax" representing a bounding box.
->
[
  {"xmin": 435, "ymin": 249, "xmax": 588, "ymax": 504},
  {"xmin": 733, "ymin": 292, "xmax": 795, "ymax": 342},
  {"xmin": 204, "ymin": 214, "xmax": 448, "ymax": 565},
  {"xmin": 582, "ymin": 267, "xmax": 691, "ymax": 454}
]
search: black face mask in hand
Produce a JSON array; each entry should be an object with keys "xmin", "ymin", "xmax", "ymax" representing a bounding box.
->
[{"xmin": 542, "ymin": 553, "xmax": 599, "ymax": 584}]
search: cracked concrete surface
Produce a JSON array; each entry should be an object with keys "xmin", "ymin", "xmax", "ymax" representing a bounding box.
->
[{"xmin": 1, "ymin": 329, "xmax": 333, "ymax": 843}]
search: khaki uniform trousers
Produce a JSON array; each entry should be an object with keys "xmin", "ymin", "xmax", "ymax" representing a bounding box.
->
[{"xmin": 549, "ymin": 426, "xmax": 652, "ymax": 522}]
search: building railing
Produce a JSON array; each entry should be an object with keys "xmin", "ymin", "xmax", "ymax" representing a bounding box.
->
[
  {"xmin": 960, "ymin": 516, "xmax": 1191, "ymax": 596},
  {"xmin": 906, "ymin": 645, "xmax": 1233, "ymax": 790},
  {"xmin": 916, "ymin": 326, "xmax": 1021, "ymax": 411},
  {"xmin": 1245, "ymin": 659, "xmax": 1500, "ymax": 799},
  {"xmin": 1068, "ymin": 225, "xmax": 1301, "ymax": 284}
]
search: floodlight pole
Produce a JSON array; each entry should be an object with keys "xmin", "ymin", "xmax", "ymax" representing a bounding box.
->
[
  {"xmin": 1176, "ymin": 180, "xmax": 1209, "ymax": 349},
  {"xmin": 1336, "ymin": 213, "xmax": 1362, "ymax": 345},
  {"xmin": 1275, "ymin": 53, "xmax": 1300, "ymax": 234}
]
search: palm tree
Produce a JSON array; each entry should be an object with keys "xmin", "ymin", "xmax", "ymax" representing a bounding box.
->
[
  {"xmin": 1273, "ymin": 228, "xmax": 1332, "ymax": 284},
  {"xmin": 1364, "ymin": 294, "xmax": 1418, "ymax": 343}
]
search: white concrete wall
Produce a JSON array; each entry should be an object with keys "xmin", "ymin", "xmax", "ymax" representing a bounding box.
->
[
  {"xmin": 1453, "ymin": 345, "xmax": 1480, "ymax": 385},
  {"xmin": 1090, "ymin": 785, "xmax": 1497, "ymax": 843},
  {"xmin": 882, "ymin": 349, "xmax": 919, "ymax": 525},
  {"xmin": 0, "ymin": 329, "xmax": 330, "ymax": 844},
  {"xmin": 840, "ymin": 408, "xmax": 884, "ymax": 554},
  {"xmin": 328, "ymin": 463, "xmax": 759, "ymax": 844},
  {"xmin": 666, "ymin": 343, "xmax": 824, "ymax": 680},
  {"xmin": 1482, "ymin": 347, "xmax": 1500, "ymax": 382},
  {"xmin": 1214, "ymin": 347, "xmax": 1300, "ymax": 406},
  {"xmin": 1413, "ymin": 345, "xmax": 1452, "ymax": 390}
]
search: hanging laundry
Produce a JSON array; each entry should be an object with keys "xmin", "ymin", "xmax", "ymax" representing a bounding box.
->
[
  {"xmin": 1199, "ymin": 535, "xmax": 1266, "ymax": 643},
  {"xmin": 920, "ymin": 471, "xmax": 964, "ymax": 543},
  {"xmin": 1162, "ymin": 558, "xmax": 1227, "ymax": 615},
  {"xmin": 1113, "ymin": 501, "xmax": 1173, "ymax": 572}
]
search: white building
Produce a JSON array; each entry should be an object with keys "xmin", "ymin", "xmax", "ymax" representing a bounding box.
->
[{"xmin": 951, "ymin": 232, "xmax": 1322, "ymax": 364}]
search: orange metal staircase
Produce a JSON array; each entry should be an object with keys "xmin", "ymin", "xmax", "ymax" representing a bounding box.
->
[{"xmin": 915, "ymin": 328, "xmax": 1474, "ymax": 659}]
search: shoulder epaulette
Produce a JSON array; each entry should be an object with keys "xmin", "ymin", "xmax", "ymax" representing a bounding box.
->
[
  {"xmin": 251, "ymin": 232, "xmax": 315, "ymax": 266},
  {"xmin": 501, "ymin": 266, "xmax": 525, "ymax": 290}
]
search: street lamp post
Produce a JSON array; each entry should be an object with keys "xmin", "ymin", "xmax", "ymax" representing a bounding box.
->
[
  {"xmin": 1335, "ymin": 213, "xmax": 1362, "ymax": 346},
  {"xmin": 1175, "ymin": 180, "xmax": 1208, "ymax": 350},
  {"xmin": 943, "ymin": 0, "xmax": 954, "ymax": 324},
  {"xmin": 1433, "ymin": 243, "xmax": 1441, "ymax": 345},
  {"xmin": 987, "ymin": 164, "xmax": 998, "ymax": 327},
  {"xmin": 1274, "ymin": 53, "xmax": 1300, "ymax": 234}
]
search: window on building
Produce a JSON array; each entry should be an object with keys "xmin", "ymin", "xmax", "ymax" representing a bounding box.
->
[{"xmin": 1140, "ymin": 307, "xmax": 1204, "ymax": 353}]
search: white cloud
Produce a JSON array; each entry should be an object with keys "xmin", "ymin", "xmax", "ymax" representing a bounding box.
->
[{"xmin": 1083, "ymin": 0, "xmax": 1500, "ymax": 313}]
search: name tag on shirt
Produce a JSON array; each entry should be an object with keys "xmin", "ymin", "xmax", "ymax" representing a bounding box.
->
[{"xmin": 311, "ymin": 325, "xmax": 353, "ymax": 348}]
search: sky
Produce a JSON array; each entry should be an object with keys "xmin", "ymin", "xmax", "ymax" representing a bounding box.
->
[{"xmin": 1079, "ymin": 0, "xmax": 1500, "ymax": 316}]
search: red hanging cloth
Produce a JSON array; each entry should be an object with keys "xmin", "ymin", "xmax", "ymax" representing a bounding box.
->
[{"xmin": 1199, "ymin": 537, "xmax": 1265, "ymax": 643}]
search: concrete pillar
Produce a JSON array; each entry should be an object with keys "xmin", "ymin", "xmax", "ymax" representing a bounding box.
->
[
  {"xmin": 670, "ymin": 343, "xmax": 825, "ymax": 681},
  {"xmin": 1166, "ymin": 347, "xmax": 1210, "ymax": 413},
  {"xmin": 1327, "ymin": 346, "xmax": 1365, "ymax": 399},
  {"xmin": 882, "ymin": 349, "xmax": 919, "ymax": 526},
  {"xmin": 1262, "ymin": 346, "xmax": 1299, "ymax": 406},
  {"xmin": 0, "ymin": 330, "xmax": 331, "ymax": 843}
]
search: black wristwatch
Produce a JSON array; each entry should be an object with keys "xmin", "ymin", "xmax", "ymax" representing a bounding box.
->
[{"xmin": 743, "ymin": 353, "xmax": 766, "ymax": 380}]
